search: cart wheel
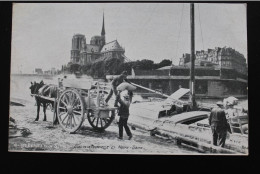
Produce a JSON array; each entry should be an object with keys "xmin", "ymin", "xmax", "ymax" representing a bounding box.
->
[
  {"xmin": 57, "ymin": 89, "xmax": 85, "ymax": 133},
  {"xmin": 87, "ymin": 109, "xmax": 115, "ymax": 131}
]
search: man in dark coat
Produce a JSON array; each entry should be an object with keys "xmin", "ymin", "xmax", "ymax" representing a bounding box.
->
[
  {"xmin": 209, "ymin": 101, "xmax": 231, "ymax": 147},
  {"xmin": 105, "ymin": 71, "xmax": 130, "ymax": 107},
  {"xmin": 116, "ymin": 90, "xmax": 133, "ymax": 140}
]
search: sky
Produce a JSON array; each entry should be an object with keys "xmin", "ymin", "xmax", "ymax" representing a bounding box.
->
[{"xmin": 11, "ymin": 3, "xmax": 247, "ymax": 74}]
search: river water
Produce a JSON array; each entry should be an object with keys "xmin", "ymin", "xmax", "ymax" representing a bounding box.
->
[
  {"xmin": 10, "ymin": 74, "xmax": 93, "ymax": 103},
  {"xmin": 10, "ymin": 74, "xmax": 248, "ymax": 105}
]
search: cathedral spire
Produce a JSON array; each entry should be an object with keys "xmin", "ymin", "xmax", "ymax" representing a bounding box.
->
[{"xmin": 101, "ymin": 12, "xmax": 105, "ymax": 36}]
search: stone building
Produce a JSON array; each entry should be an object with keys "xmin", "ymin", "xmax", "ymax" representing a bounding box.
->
[
  {"xmin": 179, "ymin": 47, "xmax": 247, "ymax": 74},
  {"xmin": 35, "ymin": 68, "xmax": 43, "ymax": 74},
  {"xmin": 70, "ymin": 14, "xmax": 126, "ymax": 65},
  {"xmin": 111, "ymin": 65, "xmax": 247, "ymax": 98}
]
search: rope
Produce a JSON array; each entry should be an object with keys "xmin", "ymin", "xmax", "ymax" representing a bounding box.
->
[
  {"xmin": 175, "ymin": 4, "xmax": 185, "ymax": 61},
  {"xmin": 9, "ymin": 125, "xmax": 32, "ymax": 138},
  {"xmin": 127, "ymin": 5, "xmax": 157, "ymax": 53},
  {"xmin": 198, "ymin": 4, "xmax": 205, "ymax": 51}
]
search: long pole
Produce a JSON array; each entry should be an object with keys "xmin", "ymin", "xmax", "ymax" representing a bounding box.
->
[
  {"xmin": 131, "ymin": 82, "xmax": 171, "ymax": 98},
  {"xmin": 190, "ymin": 3, "xmax": 197, "ymax": 110},
  {"xmin": 130, "ymin": 82, "xmax": 180, "ymax": 102}
]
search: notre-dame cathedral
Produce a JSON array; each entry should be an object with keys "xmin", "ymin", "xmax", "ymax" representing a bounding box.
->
[{"xmin": 70, "ymin": 13, "xmax": 127, "ymax": 65}]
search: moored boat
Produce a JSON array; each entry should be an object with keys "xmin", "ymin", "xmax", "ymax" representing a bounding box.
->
[{"xmin": 127, "ymin": 92, "xmax": 248, "ymax": 154}]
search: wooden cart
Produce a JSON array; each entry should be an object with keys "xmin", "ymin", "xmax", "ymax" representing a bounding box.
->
[{"xmin": 55, "ymin": 78, "xmax": 117, "ymax": 133}]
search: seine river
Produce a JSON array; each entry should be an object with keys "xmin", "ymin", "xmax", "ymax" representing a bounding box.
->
[{"xmin": 10, "ymin": 74, "xmax": 248, "ymax": 108}]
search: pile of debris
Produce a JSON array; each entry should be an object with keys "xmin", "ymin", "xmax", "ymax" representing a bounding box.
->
[{"xmin": 9, "ymin": 117, "xmax": 31, "ymax": 138}]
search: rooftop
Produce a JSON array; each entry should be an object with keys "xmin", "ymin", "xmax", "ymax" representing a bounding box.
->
[
  {"xmin": 157, "ymin": 65, "xmax": 219, "ymax": 70},
  {"xmin": 85, "ymin": 44, "xmax": 100, "ymax": 53},
  {"xmin": 73, "ymin": 34, "xmax": 85, "ymax": 37},
  {"xmin": 100, "ymin": 40, "xmax": 124, "ymax": 52}
]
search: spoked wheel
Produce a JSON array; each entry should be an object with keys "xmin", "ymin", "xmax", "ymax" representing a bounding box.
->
[
  {"xmin": 57, "ymin": 89, "xmax": 85, "ymax": 133},
  {"xmin": 87, "ymin": 109, "xmax": 115, "ymax": 131}
]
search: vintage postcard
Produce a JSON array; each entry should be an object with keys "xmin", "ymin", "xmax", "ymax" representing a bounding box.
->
[{"xmin": 9, "ymin": 3, "xmax": 248, "ymax": 155}]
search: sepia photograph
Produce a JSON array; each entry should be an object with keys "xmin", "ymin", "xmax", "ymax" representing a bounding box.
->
[{"xmin": 9, "ymin": 3, "xmax": 248, "ymax": 155}]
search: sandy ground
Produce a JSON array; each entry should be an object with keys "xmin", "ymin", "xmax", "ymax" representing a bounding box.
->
[
  {"xmin": 9, "ymin": 75, "xmax": 201, "ymax": 154},
  {"xmin": 9, "ymin": 98, "xmax": 198, "ymax": 154}
]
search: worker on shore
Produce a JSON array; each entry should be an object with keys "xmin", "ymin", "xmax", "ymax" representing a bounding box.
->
[
  {"xmin": 209, "ymin": 101, "xmax": 231, "ymax": 147},
  {"xmin": 105, "ymin": 71, "xmax": 130, "ymax": 107},
  {"xmin": 116, "ymin": 90, "xmax": 133, "ymax": 140},
  {"xmin": 225, "ymin": 103, "xmax": 236, "ymax": 119}
]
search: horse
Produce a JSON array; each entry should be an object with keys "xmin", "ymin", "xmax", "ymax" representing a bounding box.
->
[{"xmin": 29, "ymin": 80, "xmax": 59, "ymax": 124}]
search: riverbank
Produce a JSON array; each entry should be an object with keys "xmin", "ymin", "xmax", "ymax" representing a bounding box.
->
[
  {"xmin": 9, "ymin": 97, "xmax": 198, "ymax": 154},
  {"xmin": 9, "ymin": 74, "xmax": 248, "ymax": 154}
]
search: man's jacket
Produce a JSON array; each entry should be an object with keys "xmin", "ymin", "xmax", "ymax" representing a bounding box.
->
[
  {"xmin": 116, "ymin": 95, "xmax": 131, "ymax": 118},
  {"xmin": 209, "ymin": 107, "xmax": 231, "ymax": 133}
]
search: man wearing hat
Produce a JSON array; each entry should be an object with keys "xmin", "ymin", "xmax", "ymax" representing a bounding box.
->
[
  {"xmin": 116, "ymin": 90, "xmax": 133, "ymax": 140},
  {"xmin": 209, "ymin": 101, "xmax": 231, "ymax": 147},
  {"xmin": 105, "ymin": 71, "xmax": 130, "ymax": 107}
]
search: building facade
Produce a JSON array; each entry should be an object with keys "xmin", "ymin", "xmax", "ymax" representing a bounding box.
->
[
  {"xmin": 70, "ymin": 14, "xmax": 126, "ymax": 65},
  {"xmin": 35, "ymin": 68, "xmax": 43, "ymax": 74},
  {"xmin": 110, "ymin": 65, "xmax": 247, "ymax": 98},
  {"xmin": 179, "ymin": 47, "xmax": 247, "ymax": 74}
]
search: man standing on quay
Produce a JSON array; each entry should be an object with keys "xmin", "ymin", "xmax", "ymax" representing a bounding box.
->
[
  {"xmin": 105, "ymin": 71, "xmax": 129, "ymax": 107},
  {"xmin": 209, "ymin": 101, "xmax": 231, "ymax": 147},
  {"xmin": 116, "ymin": 90, "xmax": 133, "ymax": 140}
]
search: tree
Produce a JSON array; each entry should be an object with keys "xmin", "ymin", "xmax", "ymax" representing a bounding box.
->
[
  {"xmin": 135, "ymin": 59, "xmax": 155, "ymax": 70},
  {"xmin": 70, "ymin": 64, "xmax": 81, "ymax": 74},
  {"xmin": 156, "ymin": 59, "xmax": 172, "ymax": 69},
  {"xmin": 81, "ymin": 63, "xmax": 92, "ymax": 75},
  {"xmin": 73, "ymin": 58, "xmax": 172, "ymax": 78},
  {"xmin": 104, "ymin": 57, "xmax": 124, "ymax": 76}
]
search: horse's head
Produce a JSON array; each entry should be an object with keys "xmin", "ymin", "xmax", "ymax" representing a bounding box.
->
[
  {"xmin": 29, "ymin": 82, "xmax": 36, "ymax": 94},
  {"xmin": 29, "ymin": 81, "xmax": 45, "ymax": 95}
]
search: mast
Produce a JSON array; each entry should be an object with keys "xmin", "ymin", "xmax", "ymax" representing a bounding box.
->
[{"xmin": 190, "ymin": 3, "xmax": 197, "ymax": 110}]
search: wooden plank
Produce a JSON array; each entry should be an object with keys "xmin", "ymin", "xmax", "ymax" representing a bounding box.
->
[
  {"xmin": 128, "ymin": 118, "xmax": 247, "ymax": 154},
  {"xmin": 62, "ymin": 79, "xmax": 92, "ymax": 89},
  {"xmin": 155, "ymin": 129, "xmax": 244, "ymax": 154}
]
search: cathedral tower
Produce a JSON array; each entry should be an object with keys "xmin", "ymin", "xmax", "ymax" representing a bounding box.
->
[{"xmin": 71, "ymin": 34, "xmax": 85, "ymax": 64}]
